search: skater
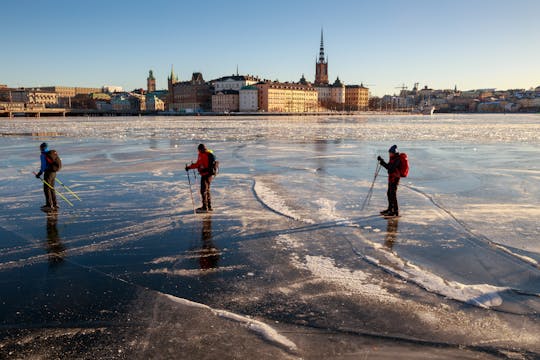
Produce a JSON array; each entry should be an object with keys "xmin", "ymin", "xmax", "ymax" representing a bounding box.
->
[
  {"xmin": 185, "ymin": 144, "xmax": 215, "ymax": 213},
  {"xmin": 377, "ymin": 144, "xmax": 401, "ymax": 217},
  {"xmin": 35, "ymin": 142, "xmax": 58, "ymax": 212}
]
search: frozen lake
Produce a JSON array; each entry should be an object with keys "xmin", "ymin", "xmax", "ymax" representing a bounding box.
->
[{"xmin": 0, "ymin": 114, "xmax": 539, "ymax": 359}]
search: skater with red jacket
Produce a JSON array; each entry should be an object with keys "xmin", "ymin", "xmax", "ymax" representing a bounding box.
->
[
  {"xmin": 377, "ymin": 145, "xmax": 402, "ymax": 217},
  {"xmin": 185, "ymin": 144, "xmax": 216, "ymax": 213}
]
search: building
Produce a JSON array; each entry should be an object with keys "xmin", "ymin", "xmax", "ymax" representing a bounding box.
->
[
  {"xmin": 212, "ymin": 75, "xmax": 260, "ymax": 92},
  {"xmin": 32, "ymin": 86, "xmax": 100, "ymax": 108},
  {"xmin": 314, "ymin": 77, "xmax": 347, "ymax": 110},
  {"xmin": 256, "ymin": 81, "xmax": 318, "ymax": 113},
  {"xmin": 110, "ymin": 93, "xmax": 132, "ymax": 111},
  {"xmin": 239, "ymin": 85, "xmax": 258, "ymax": 112},
  {"xmin": 167, "ymin": 65, "xmax": 179, "ymax": 109},
  {"xmin": 102, "ymin": 85, "xmax": 124, "ymax": 93},
  {"xmin": 147, "ymin": 70, "xmax": 156, "ymax": 93},
  {"xmin": 146, "ymin": 95, "xmax": 165, "ymax": 111},
  {"xmin": 111, "ymin": 93, "xmax": 146, "ymax": 112},
  {"xmin": 212, "ymin": 90, "xmax": 239, "ymax": 112},
  {"xmin": 345, "ymin": 84, "xmax": 369, "ymax": 111},
  {"xmin": 169, "ymin": 72, "xmax": 213, "ymax": 112},
  {"xmin": 314, "ymin": 29, "xmax": 329, "ymax": 85},
  {"xmin": 11, "ymin": 89, "xmax": 59, "ymax": 107}
]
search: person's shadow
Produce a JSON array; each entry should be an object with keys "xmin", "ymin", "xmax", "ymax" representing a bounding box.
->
[
  {"xmin": 45, "ymin": 212, "xmax": 66, "ymax": 266},
  {"xmin": 384, "ymin": 217, "xmax": 400, "ymax": 249},
  {"xmin": 199, "ymin": 215, "xmax": 220, "ymax": 270}
]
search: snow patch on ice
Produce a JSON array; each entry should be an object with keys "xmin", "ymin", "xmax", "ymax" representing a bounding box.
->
[
  {"xmin": 295, "ymin": 254, "xmax": 397, "ymax": 302},
  {"xmin": 163, "ymin": 293, "xmax": 298, "ymax": 352},
  {"xmin": 253, "ymin": 181, "xmax": 313, "ymax": 223},
  {"xmin": 364, "ymin": 250, "xmax": 509, "ymax": 308},
  {"xmin": 146, "ymin": 265, "xmax": 245, "ymax": 276}
]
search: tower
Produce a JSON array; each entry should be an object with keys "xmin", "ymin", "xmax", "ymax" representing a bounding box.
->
[
  {"xmin": 167, "ymin": 65, "xmax": 179, "ymax": 110},
  {"xmin": 314, "ymin": 29, "xmax": 328, "ymax": 85},
  {"xmin": 147, "ymin": 70, "xmax": 156, "ymax": 93}
]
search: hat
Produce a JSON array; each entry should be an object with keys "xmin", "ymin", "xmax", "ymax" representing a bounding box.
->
[
  {"xmin": 40, "ymin": 142, "xmax": 48, "ymax": 150},
  {"xmin": 197, "ymin": 144, "xmax": 206, "ymax": 151},
  {"xmin": 388, "ymin": 145, "xmax": 398, "ymax": 153}
]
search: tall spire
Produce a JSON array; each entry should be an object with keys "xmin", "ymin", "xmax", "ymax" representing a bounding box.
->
[
  {"xmin": 169, "ymin": 65, "xmax": 177, "ymax": 83},
  {"xmin": 318, "ymin": 28, "xmax": 325, "ymax": 63}
]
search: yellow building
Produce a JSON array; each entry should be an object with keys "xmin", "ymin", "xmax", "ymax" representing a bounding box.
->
[
  {"xmin": 345, "ymin": 84, "xmax": 369, "ymax": 111},
  {"xmin": 256, "ymin": 82, "xmax": 318, "ymax": 113}
]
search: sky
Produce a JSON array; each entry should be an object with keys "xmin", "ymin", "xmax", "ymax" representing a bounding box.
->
[{"xmin": 1, "ymin": 0, "xmax": 539, "ymax": 97}]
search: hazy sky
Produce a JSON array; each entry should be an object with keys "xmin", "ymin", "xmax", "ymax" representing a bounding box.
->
[{"xmin": 2, "ymin": 0, "xmax": 539, "ymax": 96}]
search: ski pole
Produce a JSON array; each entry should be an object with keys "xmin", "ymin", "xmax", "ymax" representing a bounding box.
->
[
  {"xmin": 33, "ymin": 172, "xmax": 74, "ymax": 207},
  {"xmin": 55, "ymin": 177, "xmax": 82, "ymax": 201},
  {"xmin": 186, "ymin": 166, "xmax": 196, "ymax": 215},
  {"xmin": 361, "ymin": 162, "xmax": 381, "ymax": 211}
]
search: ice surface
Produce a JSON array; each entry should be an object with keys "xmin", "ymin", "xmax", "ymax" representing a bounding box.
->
[{"xmin": 1, "ymin": 114, "xmax": 540, "ymax": 357}]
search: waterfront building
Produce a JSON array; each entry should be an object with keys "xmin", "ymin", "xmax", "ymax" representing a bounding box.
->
[
  {"xmin": 315, "ymin": 85, "xmax": 331, "ymax": 106},
  {"xmin": 314, "ymin": 29, "xmax": 328, "ymax": 86},
  {"xmin": 169, "ymin": 72, "xmax": 212, "ymax": 112},
  {"xmin": 212, "ymin": 90, "xmax": 239, "ymax": 112},
  {"xmin": 110, "ymin": 93, "xmax": 131, "ymax": 111},
  {"xmin": 40, "ymin": 86, "xmax": 101, "ymax": 98},
  {"xmin": 345, "ymin": 84, "xmax": 369, "ymax": 111},
  {"xmin": 11, "ymin": 89, "xmax": 59, "ymax": 107},
  {"xmin": 31, "ymin": 86, "xmax": 100, "ymax": 108},
  {"xmin": 146, "ymin": 95, "xmax": 165, "ymax": 111},
  {"xmin": 330, "ymin": 77, "xmax": 345, "ymax": 105},
  {"xmin": 111, "ymin": 93, "xmax": 146, "ymax": 112},
  {"xmin": 239, "ymin": 85, "xmax": 258, "ymax": 112},
  {"xmin": 212, "ymin": 75, "xmax": 260, "ymax": 92},
  {"xmin": 256, "ymin": 81, "xmax": 318, "ymax": 113},
  {"xmin": 147, "ymin": 70, "xmax": 156, "ymax": 93}
]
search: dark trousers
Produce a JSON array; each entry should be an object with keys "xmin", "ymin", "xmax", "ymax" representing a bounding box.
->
[
  {"xmin": 200, "ymin": 175, "xmax": 212, "ymax": 209},
  {"xmin": 43, "ymin": 171, "xmax": 57, "ymax": 207},
  {"xmin": 387, "ymin": 180, "xmax": 399, "ymax": 214}
]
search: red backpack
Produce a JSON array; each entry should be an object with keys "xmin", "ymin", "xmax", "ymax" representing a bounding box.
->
[{"xmin": 399, "ymin": 153, "xmax": 409, "ymax": 177}]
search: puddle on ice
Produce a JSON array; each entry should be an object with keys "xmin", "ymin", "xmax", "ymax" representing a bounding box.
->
[{"xmin": 1, "ymin": 114, "xmax": 540, "ymax": 357}]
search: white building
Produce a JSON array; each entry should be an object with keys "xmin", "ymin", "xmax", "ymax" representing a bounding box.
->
[
  {"xmin": 330, "ymin": 77, "xmax": 345, "ymax": 104},
  {"xmin": 239, "ymin": 85, "xmax": 258, "ymax": 112},
  {"xmin": 315, "ymin": 85, "xmax": 331, "ymax": 104},
  {"xmin": 212, "ymin": 75, "xmax": 259, "ymax": 92},
  {"xmin": 102, "ymin": 85, "xmax": 123, "ymax": 93}
]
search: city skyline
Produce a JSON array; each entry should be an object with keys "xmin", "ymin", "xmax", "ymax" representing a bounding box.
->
[{"xmin": 2, "ymin": 0, "xmax": 539, "ymax": 97}]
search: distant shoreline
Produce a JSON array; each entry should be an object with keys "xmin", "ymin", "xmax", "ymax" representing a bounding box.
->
[{"xmin": 1, "ymin": 109, "xmax": 539, "ymax": 119}]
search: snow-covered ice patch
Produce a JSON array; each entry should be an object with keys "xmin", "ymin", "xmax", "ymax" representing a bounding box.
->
[
  {"xmin": 297, "ymin": 254, "xmax": 396, "ymax": 302},
  {"xmin": 253, "ymin": 180, "xmax": 313, "ymax": 223},
  {"xmin": 163, "ymin": 293, "xmax": 298, "ymax": 352},
  {"xmin": 364, "ymin": 250, "xmax": 510, "ymax": 308}
]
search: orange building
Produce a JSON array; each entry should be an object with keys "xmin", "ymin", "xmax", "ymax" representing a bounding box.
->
[
  {"xmin": 256, "ymin": 82, "xmax": 318, "ymax": 113},
  {"xmin": 345, "ymin": 84, "xmax": 369, "ymax": 111}
]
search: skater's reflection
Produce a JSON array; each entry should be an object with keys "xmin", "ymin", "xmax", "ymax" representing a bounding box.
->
[
  {"xmin": 45, "ymin": 212, "xmax": 66, "ymax": 266},
  {"xmin": 199, "ymin": 215, "xmax": 220, "ymax": 270},
  {"xmin": 384, "ymin": 217, "xmax": 399, "ymax": 249}
]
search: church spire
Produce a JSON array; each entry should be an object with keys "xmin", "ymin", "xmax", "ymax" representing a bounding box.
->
[
  {"xmin": 168, "ymin": 65, "xmax": 178, "ymax": 83},
  {"xmin": 318, "ymin": 28, "xmax": 325, "ymax": 63},
  {"xmin": 315, "ymin": 28, "xmax": 329, "ymax": 85}
]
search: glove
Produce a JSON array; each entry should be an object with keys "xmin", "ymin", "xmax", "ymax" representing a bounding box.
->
[
  {"xmin": 377, "ymin": 156, "xmax": 383, "ymax": 162},
  {"xmin": 35, "ymin": 171, "xmax": 42, "ymax": 178},
  {"xmin": 185, "ymin": 166, "xmax": 189, "ymax": 172}
]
